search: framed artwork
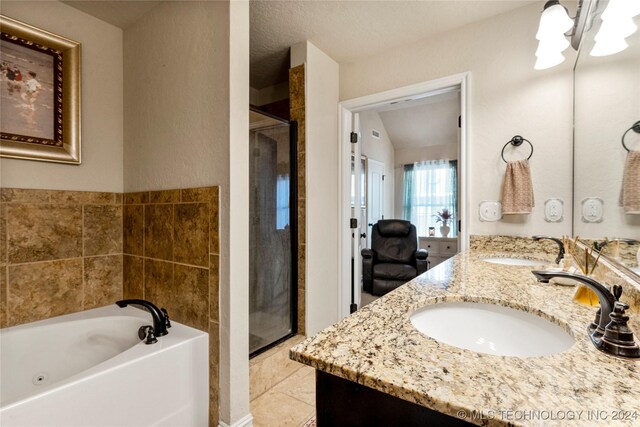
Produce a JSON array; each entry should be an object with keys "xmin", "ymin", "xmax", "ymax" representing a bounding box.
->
[{"xmin": 0, "ymin": 15, "xmax": 81, "ymax": 164}]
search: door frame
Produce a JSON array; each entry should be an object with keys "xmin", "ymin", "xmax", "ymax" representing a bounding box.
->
[{"xmin": 338, "ymin": 72, "xmax": 470, "ymax": 319}]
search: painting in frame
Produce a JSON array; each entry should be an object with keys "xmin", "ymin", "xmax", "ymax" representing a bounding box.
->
[{"xmin": 0, "ymin": 15, "xmax": 81, "ymax": 164}]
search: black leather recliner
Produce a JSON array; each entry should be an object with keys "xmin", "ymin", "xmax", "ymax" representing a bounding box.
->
[{"xmin": 361, "ymin": 219, "xmax": 428, "ymax": 296}]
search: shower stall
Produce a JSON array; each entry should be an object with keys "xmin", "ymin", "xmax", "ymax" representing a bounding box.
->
[{"xmin": 249, "ymin": 109, "xmax": 298, "ymax": 356}]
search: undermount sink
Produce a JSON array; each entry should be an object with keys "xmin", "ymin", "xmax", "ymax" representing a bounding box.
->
[
  {"xmin": 410, "ymin": 302, "xmax": 574, "ymax": 357},
  {"xmin": 481, "ymin": 257, "xmax": 549, "ymax": 266}
]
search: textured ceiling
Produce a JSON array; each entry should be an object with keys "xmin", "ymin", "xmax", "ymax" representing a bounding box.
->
[
  {"xmin": 250, "ymin": 0, "xmax": 538, "ymax": 88},
  {"xmin": 61, "ymin": 0, "xmax": 539, "ymax": 89},
  {"xmin": 377, "ymin": 91, "xmax": 460, "ymax": 149},
  {"xmin": 61, "ymin": 1, "xmax": 162, "ymax": 29}
]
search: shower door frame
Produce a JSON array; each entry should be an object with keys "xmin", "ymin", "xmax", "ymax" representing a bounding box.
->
[{"xmin": 249, "ymin": 107, "xmax": 298, "ymax": 358}]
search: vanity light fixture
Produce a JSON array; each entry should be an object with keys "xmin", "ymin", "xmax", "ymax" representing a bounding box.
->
[
  {"xmin": 590, "ymin": 0, "xmax": 640, "ymax": 57},
  {"xmin": 535, "ymin": 0, "xmax": 575, "ymax": 70}
]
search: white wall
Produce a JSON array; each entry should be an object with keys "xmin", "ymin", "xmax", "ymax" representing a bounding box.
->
[
  {"xmin": 394, "ymin": 143, "xmax": 458, "ymax": 218},
  {"xmin": 123, "ymin": 1, "xmax": 230, "ymax": 192},
  {"xmin": 123, "ymin": 2, "xmax": 250, "ymax": 425},
  {"xmin": 291, "ymin": 41, "xmax": 340, "ymax": 336},
  {"xmin": 0, "ymin": 1, "xmax": 123, "ymax": 192},
  {"xmin": 359, "ymin": 110, "xmax": 394, "ymax": 220},
  {"xmin": 340, "ymin": 1, "xmax": 574, "ymax": 237}
]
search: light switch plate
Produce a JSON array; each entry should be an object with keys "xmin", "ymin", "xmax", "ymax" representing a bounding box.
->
[
  {"xmin": 479, "ymin": 201, "xmax": 502, "ymax": 222},
  {"xmin": 581, "ymin": 197, "xmax": 604, "ymax": 223},
  {"xmin": 544, "ymin": 198, "xmax": 563, "ymax": 222}
]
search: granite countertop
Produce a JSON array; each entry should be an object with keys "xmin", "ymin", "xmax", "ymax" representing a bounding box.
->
[{"xmin": 290, "ymin": 250, "xmax": 640, "ymax": 426}]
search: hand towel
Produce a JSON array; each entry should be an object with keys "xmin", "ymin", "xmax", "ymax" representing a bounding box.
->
[
  {"xmin": 619, "ymin": 151, "xmax": 640, "ymax": 214},
  {"xmin": 501, "ymin": 159, "xmax": 534, "ymax": 214}
]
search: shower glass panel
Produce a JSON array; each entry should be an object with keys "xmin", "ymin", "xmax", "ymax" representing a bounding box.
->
[{"xmin": 249, "ymin": 109, "xmax": 297, "ymax": 356}]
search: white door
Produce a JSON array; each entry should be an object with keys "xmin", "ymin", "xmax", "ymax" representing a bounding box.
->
[{"xmin": 367, "ymin": 159, "xmax": 385, "ymax": 247}]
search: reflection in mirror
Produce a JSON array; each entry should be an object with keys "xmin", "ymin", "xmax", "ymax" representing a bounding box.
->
[{"xmin": 573, "ymin": 0, "xmax": 640, "ymax": 277}]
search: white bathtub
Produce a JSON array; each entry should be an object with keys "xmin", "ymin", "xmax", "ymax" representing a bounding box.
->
[{"xmin": 0, "ymin": 305, "xmax": 208, "ymax": 426}]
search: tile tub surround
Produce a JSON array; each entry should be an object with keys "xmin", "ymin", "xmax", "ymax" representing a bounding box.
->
[
  {"xmin": 122, "ymin": 186, "xmax": 220, "ymax": 426},
  {"xmin": 0, "ymin": 188, "xmax": 123, "ymax": 328},
  {"xmin": 291, "ymin": 251, "xmax": 640, "ymax": 426}
]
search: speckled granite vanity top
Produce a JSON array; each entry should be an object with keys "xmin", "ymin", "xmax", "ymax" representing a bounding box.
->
[{"xmin": 290, "ymin": 251, "xmax": 640, "ymax": 426}]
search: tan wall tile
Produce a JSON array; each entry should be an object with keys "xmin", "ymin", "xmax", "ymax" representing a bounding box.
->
[
  {"xmin": 144, "ymin": 204, "xmax": 173, "ymax": 261},
  {"xmin": 7, "ymin": 204, "xmax": 82, "ymax": 264},
  {"xmin": 124, "ymin": 192, "xmax": 149, "ymax": 205},
  {"xmin": 123, "ymin": 205, "xmax": 144, "ymax": 256},
  {"xmin": 114, "ymin": 193, "xmax": 123, "ymax": 205},
  {"xmin": 209, "ymin": 320, "xmax": 220, "ymax": 427},
  {"xmin": 123, "ymin": 255, "xmax": 144, "ymax": 299},
  {"xmin": 50, "ymin": 190, "xmax": 115, "ymax": 205},
  {"xmin": 84, "ymin": 255, "xmax": 123, "ymax": 309},
  {"xmin": 0, "ymin": 204, "xmax": 6, "ymax": 265},
  {"xmin": 297, "ymin": 197, "xmax": 306, "ymax": 245},
  {"xmin": 174, "ymin": 203, "xmax": 209, "ymax": 267},
  {"xmin": 209, "ymin": 254, "xmax": 219, "ymax": 321},
  {"xmin": 171, "ymin": 264, "xmax": 209, "ymax": 331},
  {"xmin": 144, "ymin": 258, "xmax": 174, "ymax": 309},
  {"xmin": 84, "ymin": 205, "xmax": 123, "ymax": 256},
  {"xmin": 297, "ymin": 150, "xmax": 306, "ymax": 199},
  {"xmin": 289, "ymin": 65, "xmax": 305, "ymax": 110},
  {"xmin": 0, "ymin": 266, "xmax": 6, "ymax": 328},
  {"xmin": 0, "ymin": 188, "xmax": 50, "ymax": 203},
  {"xmin": 149, "ymin": 189, "xmax": 180, "ymax": 204},
  {"xmin": 181, "ymin": 187, "xmax": 214, "ymax": 203},
  {"xmin": 7, "ymin": 259, "xmax": 83, "ymax": 326},
  {"xmin": 210, "ymin": 188, "xmax": 219, "ymax": 255}
]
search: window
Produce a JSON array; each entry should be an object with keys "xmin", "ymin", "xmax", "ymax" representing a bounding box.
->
[
  {"xmin": 402, "ymin": 160, "xmax": 458, "ymax": 236},
  {"xmin": 276, "ymin": 175, "xmax": 289, "ymax": 230}
]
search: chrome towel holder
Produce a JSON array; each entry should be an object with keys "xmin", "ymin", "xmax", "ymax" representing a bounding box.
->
[
  {"xmin": 621, "ymin": 121, "xmax": 640, "ymax": 152},
  {"xmin": 501, "ymin": 135, "xmax": 533, "ymax": 163}
]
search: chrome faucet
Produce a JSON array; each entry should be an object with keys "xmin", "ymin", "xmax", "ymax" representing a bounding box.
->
[
  {"xmin": 531, "ymin": 271, "xmax": 639, "ymax": 358},
  {"xmin": 532, "ymin": 236, "xmax": 565, "ymax": 264},
  {"xmin": 116, "ymin": 299, "xmax": 170, "ymax": 338}
]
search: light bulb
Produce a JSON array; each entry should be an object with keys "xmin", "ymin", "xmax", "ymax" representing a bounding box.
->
[
  {"xmin": 536, "ymin": 3, "xmax": 574, "ymax": 41},
  {"xmin": 590, "ymin": 37, "xmax": 629, "ymax": 56}
]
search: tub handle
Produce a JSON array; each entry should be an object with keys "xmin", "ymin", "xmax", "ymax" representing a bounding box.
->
[{"xmin": 138, "ymin": 325, "xmax": 158, "ymax": 345}]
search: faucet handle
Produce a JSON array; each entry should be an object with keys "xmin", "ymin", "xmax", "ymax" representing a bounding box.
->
[
  {"xmin": 597, "ymin": 302, "xmax": 640, "ymax": 359},
  {"xmin": 138, "ymin": 325, "xmax": 158, "ymax": 345},
  {"xmin": 161, "ymin": 308, "xmax": 172, "ymax": 329},
  {"xmin": 613, "ymin": 284, "xmax": 623, "ymax": 301}
]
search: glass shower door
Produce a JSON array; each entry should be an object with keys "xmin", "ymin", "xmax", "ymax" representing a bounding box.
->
[{"xmin": 249, "ymin": 109, "xmax": 297, "ymax": 356}]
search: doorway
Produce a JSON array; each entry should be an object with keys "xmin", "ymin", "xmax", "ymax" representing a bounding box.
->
[{"xmin": 339, "ymin": 73, "xmax": 470, "ymax": 318}]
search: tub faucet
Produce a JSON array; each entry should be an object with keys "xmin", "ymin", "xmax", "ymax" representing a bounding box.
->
[
  {"xmin": 116, "ymin": 299, "xmax": 169, "ymax": 337},
  {"xmin": 532, "ymin": 235, "xmax": 565, "ymax": 264},
  {"xmin": 531, "ymin": 271, "xmax": 639, "ymax": 358}
]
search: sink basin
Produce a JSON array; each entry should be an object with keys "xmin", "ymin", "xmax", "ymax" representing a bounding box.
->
[
  {"xmin": 410, "ymin": 302, "xmax": 574, "ymax": 357},
  {"xmin": 481, "ymin": 257, "xmax": 549, "ymax": 266}
]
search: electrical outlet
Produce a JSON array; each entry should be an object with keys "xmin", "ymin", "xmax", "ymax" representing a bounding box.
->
[
  {"xmin": 581, "ymin": 197, "xmax": 604, "ymax": 223},
  {"xmin": 479, "ymin": 201, "xmax": 502, "ymax": 222},
  {"xmin": 544, "ymin": 198, "xmax": 563, "ymax": 222}
]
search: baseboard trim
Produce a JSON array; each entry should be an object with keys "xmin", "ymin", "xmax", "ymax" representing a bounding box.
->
[{"xmin": 219, "ymin": 414, "xmax": 253, "ymax": 427}]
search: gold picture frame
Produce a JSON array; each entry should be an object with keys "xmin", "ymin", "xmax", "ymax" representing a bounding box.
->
[{"xmin": 0, "ymin": 15, "xmax": 81, "ymax": 164}]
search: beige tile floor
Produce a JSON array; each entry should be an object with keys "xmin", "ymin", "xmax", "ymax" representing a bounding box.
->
[{"xmin": 250, "ymin": 335, "xmax": 316, "ymax": 427}]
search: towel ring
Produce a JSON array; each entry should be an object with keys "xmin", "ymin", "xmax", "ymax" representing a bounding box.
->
[
  {"xmin": 621, "ymin": 121, "xmax": 640, "ymax": 152},
  {"xmin": 501, "ymin": 135, "xmax": 533, "ymax": 163}
]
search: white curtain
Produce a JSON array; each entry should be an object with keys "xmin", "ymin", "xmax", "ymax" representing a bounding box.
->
[{"xmin": 402, "ymin": 160, "xmax": 457, "ymax": 236}]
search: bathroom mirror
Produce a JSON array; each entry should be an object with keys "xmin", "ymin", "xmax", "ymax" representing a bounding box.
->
[{"xmin": 573, "ymin": 0, "xmax": 640, "ymax": 277}]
